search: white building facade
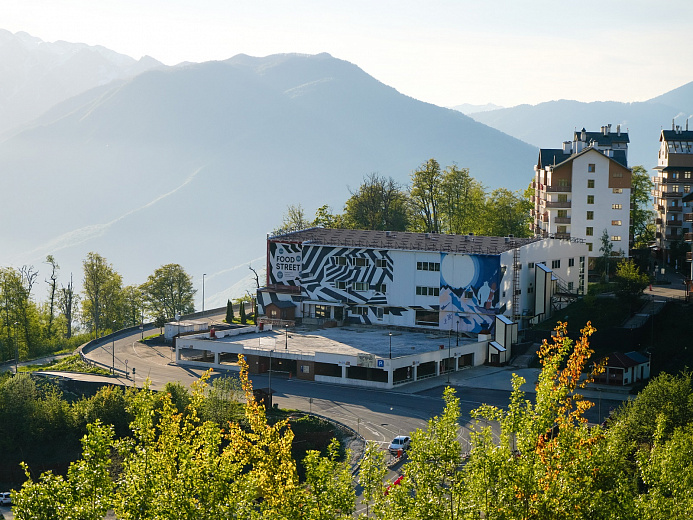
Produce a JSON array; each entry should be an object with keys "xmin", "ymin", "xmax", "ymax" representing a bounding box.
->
[
  {"xmin": 533, "ymin": 125, "xmax": 632, "ymax": 261},
  {"xmin": 258, "ymin": 228, "xmax": 588, "ymax": 333}
]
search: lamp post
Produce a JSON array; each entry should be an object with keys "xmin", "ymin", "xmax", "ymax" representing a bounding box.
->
[
  {"xmin": 389, "ymin": 331, "xmax": 393, "ymax": 359},
  {"xmin": 268, "ymin": 349, "xmax": 274, "ymax": 408},
  {"xmin": 447, "ymin": 329, "xmax": 452, "ymax": 384},
  {"xmin": 202, "ymin": 273, "xmax": 207, "ymax": 320},
  {"xmin": 112, "ymin": 320, "xmax": 117, "ymax": 374},
  {"xmin": 285, "ymin": 325, "xmax": 288, "ymax": 350},
  {"xmin": 13, "ymin": 321, "xmax": 18, "ymax": 374},
  {"xmin": 456, "ymin": 318, "xmax": 460, "ymax": 347}
]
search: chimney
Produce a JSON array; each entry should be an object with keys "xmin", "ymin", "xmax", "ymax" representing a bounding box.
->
[
  {"xmin": 673, "ymin": 119, "xmax": 676, "ymax": 131},
  {"xmin": 617, "ymin": 124, "xmax": 621, "ymax": 136},
  {"xmin": 608, "ymin": 123, "xmax": 612, "ymax": 133},
  {"xmin": 581, "ymin": 128, "xmax": 586, "ymax": 141},
  {"xmin": 562, "ymin": 141, "xmax": 572, "ymax": 154}
]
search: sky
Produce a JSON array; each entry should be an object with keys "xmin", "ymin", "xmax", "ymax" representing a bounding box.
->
[{"xmin": 4, "ymin": 0, "xmax": 693, "ymax": 109}]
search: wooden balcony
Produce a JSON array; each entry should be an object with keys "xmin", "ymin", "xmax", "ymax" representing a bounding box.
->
[
  {"xmin": 661, "ymin": 191, "xmax": 683, "ymax": 198},
  {"xmin": 554, "ymin": 217, "xmax": 571, "ymax": 224},
  {"xmin": 665, "ymin": 233, "xmax": 681, "ymax": 240},
  {"xmin": 669, "ymin": 219, "xmax": 683, "ymax": 227},
  {"xmin": 685, "ymin": 214, "xmax": 693, "ymax": 222},
  {"xmin": 685, "ymin": 233, "xmax": 693, "ymax": 242},
  {"xmin": 687, "ymin": 252, "xmax": 693, "ymax": 261},
  {"xmin": 545, "ymin": 201, "xmax": 571, "ymax": 208},
  {"xmin": 656, "ymin": 218, "xmax": 662, "ymax": 225}
]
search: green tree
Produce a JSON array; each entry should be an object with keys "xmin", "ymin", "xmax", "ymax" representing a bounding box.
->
[
  {"xmin": 483, "ymin": 188, "xmax": 532, "ymax": 237},
  {"xmin": 44, "ymin": 255, "xmax": 59, "ymax": 338},
  {"xmin": 121, "ymin": 285, "xmax": 145, "ymax": 328},
  {"xmin": 82, "ymin": 252, "xmax": 123, "ymax": 338},
  {"xmin": 239, "ymin": 300, "xmax": 247, "ymax": 324},
  {"xmin": 58, "ymin": 273, "xmax": 78, "ymax": 339},
  {"xmin": 313, "ymin": 204, "xmax": 345, "ymax": 229},
  {"xmin": 631, "ymin": 165, "xmax": 655, "ymax": 249},
  {"xmin": 225, "ymin": 299, "xmax": 235, "ymax": 322},
  {"xmin": 343, "ymin": 173, "xmax": 410, "ymax": 231},
  {"xmin": 599, "ymin": 229, "xmax": 614, "ymax": 281},
  {"xmin": 301, "ymin": 439, "xmax": 355, "ymax": 519},
  {"xmin": 614, "ymin": 258, "xmax": 649, "ymax": 312},
  {"xmin": 409, "ymin": 158, "xmax": 443, "ymax": 233},
  {"xmin": 140, "ymin": 263, "xmax": 195, "ymax": 320},
  {"xmin": 276, "ymin": 203, "xmax": 312, "ymax": 234},
  {"xmin": 439, "ymin": 164, "xmax": 487, "ymax": 235}
]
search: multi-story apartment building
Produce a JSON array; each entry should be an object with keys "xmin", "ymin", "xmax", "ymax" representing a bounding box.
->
[
  {"xmin": 533, "ymin": 125, "xmax": 632, "ymax": 261},
  {"xmin": 653, "ymin": 122, "xmax": 693, "ymax": 263}
]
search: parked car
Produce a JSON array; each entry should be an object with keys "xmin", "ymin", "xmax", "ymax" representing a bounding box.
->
[
  {"xmin": 0, "ymin": 492, "xmax": 11, "ymax": 505},
  {"xmin": 388, "ymin": 435, "xmax": 411, "ymax": 455}
]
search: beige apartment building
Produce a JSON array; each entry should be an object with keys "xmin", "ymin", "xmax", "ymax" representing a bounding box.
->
[{"xmin": 533, "ymin": 125, "xmax": 632, "ymax": 262}]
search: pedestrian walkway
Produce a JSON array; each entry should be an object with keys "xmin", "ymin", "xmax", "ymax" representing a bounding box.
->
[{"xmin": 398, "ymin": 363, "xmax": 631, "ymax": 401}]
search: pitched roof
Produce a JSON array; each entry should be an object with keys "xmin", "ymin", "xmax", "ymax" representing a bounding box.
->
[
  {"xmin": 602, "ymin": 351, "xmax": 647, "ymax": 368},
  {"xmin": 537, "ymin": 148, "xmax": 569, "ymax": 169},
  {"xmin": 574, "ymin": 129, "xmax": 630, "ymax": 145},
  {"xmin": 540, "ymin": 146, "xmax": 630, "ymax": 171},
  {"xmin": 661, "ymin": 129, "xmax": 693, "ymax": 141},
  {"xmin": 269, "ymin": 228, "xmax": 540, "ymax": 255}
]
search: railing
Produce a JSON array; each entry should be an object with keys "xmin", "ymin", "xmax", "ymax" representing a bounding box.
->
[
  {"xmin": 687, "ymin": 252, "xmax": 692, "ymax": 261},
  {"xmin": 545, "ymin": 201, "xmax": 571, "ymax": 208},
  {"xmin": 665, "ymin": 233, "xmax": 681, "ymax": 240},
  {"xmin": 669, "ymin": 219, "xmax": 683, "ymax": 227},
  {"xmin": 685, "ymin": 233, "xmax": 693, "ymax": 242},
  {"xmin": 545, "ymin": 185, "xmax": 572, "ymax": 192},
  {"xmin": 554, "ymin": 217, "xmax": 571, "ymax": 224},
  {"xmin": 685, "ymin": 214, "xmax": 693, "ymax": 222},
  {"xmin": 661, "ymin": 192, "xmax": 683, "ymax": 198}
]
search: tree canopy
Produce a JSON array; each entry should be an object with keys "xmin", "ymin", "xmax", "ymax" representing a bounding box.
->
[{"xmin": 140, "ymin": 263, "xmax": 196, "ymax": 320}]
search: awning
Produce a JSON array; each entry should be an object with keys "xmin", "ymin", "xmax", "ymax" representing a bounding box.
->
[{"xmin": 489, "ymin": 341, "xmax": 507, "ymax": 352}]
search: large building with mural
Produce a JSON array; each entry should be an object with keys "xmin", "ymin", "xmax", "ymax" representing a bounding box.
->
[{"xmin": 258, "ymin": 228, "xmax": 589, "ymax": 333}]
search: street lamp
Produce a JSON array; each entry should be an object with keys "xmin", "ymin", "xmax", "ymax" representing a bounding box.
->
[
  {"xmin": 268, "ymin": 349, "xmax": 274, "ymax": 408},
  {"xmin": 447, "ymin": 329, "xmax": 452, "ymax": 384},
  {"xmin": 13, "ymin": 321, "xmax": 18, "ymax": 374},
  {"xmin": 456, "ymin": 318, "xmax": 460, "ymax": 347},
  {"xmin": 202, "ymin": 273, "xmax": 207, "ymax": 320},
  {"xmin": 112, "ymin": 320, "xmax": 117, "ymax": 374},
  {"xmin": 389, "ymin": 331, "xmax": 393, "ymax": 359},
  {"xmin": 285, "ymin": 325, "xmax": 288, "ymax": 350}
]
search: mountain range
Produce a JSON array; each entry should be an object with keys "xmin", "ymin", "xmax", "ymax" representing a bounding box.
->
[
  {"xmin": 1, "ymin": 30, "xmax": 691, "ymax": 307},
  {"xmin": 0, "ymin": 31, "xmax": 536, "ymax": 307}
]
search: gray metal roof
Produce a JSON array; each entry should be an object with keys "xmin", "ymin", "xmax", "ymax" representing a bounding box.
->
[
  {"xmin": 661, "ymin": 129, "xmax": 693, "ymax": 141},
  {"xmin": 574, "ymin": 129, "xmax": 630, "ymax": 145},
  {"xmin": 269, "ymin": 228, "xmax": 540, "ymax": 255}
]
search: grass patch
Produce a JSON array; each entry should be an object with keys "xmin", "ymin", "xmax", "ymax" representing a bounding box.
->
[
  {"xmin": 141, "ymin": 333, "xmax": 162, "ymax": 342},
  {"xmin": 18, "ymin": 355, "xmax": 110, "ymax": 376}
]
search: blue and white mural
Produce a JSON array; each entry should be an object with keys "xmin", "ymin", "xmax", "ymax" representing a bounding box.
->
[{"xmin": 439, "ymin": 253, "xmax": 501, "ymax": 333}]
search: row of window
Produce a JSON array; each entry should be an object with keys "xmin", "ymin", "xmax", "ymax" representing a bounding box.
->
[
  {"xmin": 416, "ymin": 261, "xmax": 440, "ymax": 271},
  {"xmin": 333, "ymin": 281, "xmax": 387, "ymax": 292},
  {"xmin": 415, "ymin": 286, "xmax": 440, "ymax": 296},
  {"xmin": 586, "ymin": 164, "xmax": 623, "ymax": 178},
  {"xmin": 585, "ymin": 196, "xmax": 623, "ymax": 210},
  {"xmin": 333, "ymin": 257, "xmax": 388, "ymax": 267}
]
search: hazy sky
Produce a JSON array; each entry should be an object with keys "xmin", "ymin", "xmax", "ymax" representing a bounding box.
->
[{"xmin": 5, "ymin": 0, "xmax": 693, "ymax": 108}]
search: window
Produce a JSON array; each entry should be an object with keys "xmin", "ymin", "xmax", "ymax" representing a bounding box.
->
[
  {"xmin": 353, "ymin": 282, "xmax": 368, "ymax": 291},
  {"xmin": 527, "ymin": 286, "xmax": 534, "ymax": 294},
  {"xmin": 612, "ymin": 220, "xmax": 622, "ymax": 226},
  {"xmin": 586, "ymin": 227, "xmax": 593, "ymax": 236},
  {"xmin": 375, "ymin": 258, "xmax": 387, "ymax": 268},
  {"xmin": 611, "ymin": 236, "xmax": 622, "ymax": 241},
  {"xmin": 551, "ymin": 260, "xmax": 561, "ymax": 269},
  {"xmin": 588, "ymin": 163, "xmax": 596, "ymax": 172},
  {"xmin": 558, "ymin": 194, "xmax": 568, "ymax": 202},
  {"xmin": 465, "ymin": 290, "xmax": 474, "ymax": 298},
  {"xmin": 686, "ymin": 172, "xmax": 692, "ymax": 179},
  {"xmin": 568, "ymin": 282, "xmax": 574, "ymax": 291},
  {"xmin": 315, "ymin": 305, "xmax": 330, "ymax": 318},
  {"xmin": 528, "ymin": 262, "xmax": 535, "ymax": 269},
  {"xmin": 515, "ymin": 289, "xmax": 522, "ymax": 295},
  {"xmin": 354, "ymin": 306, "xmax": 368, "ymax": 316},
  {"xmin": 685, "ymin": 186, "xmax": 691, "ymax": 193},
  {"xmin": 557, "ymin": 210, "xmax": 567, "ymax": 218},
  {"xmin": 334, "ymin": 281, "xmax": 346, "ymax": 290},
  {"xmin": 587, "ymin": 179, "xmax": 595, "ymax": 188},
  {"xmin": 416, "ymin": 286, "xmax": 439, "ymax": 296},
  {"xmin": 612, "ymin": 204, "xmax": 622, "ymax": 210},
  {"xmin": 415, "ymin": 310, "xmax": 439, "ymax": 326},
  {"xmin": 672, "ymin": 185, "xmax": 680, "ymax": 193},
  {"xmin": 612, "ymin": 171, "xmax": 623, "ymax": 178},
  {"xmin": 375, "ymin": 283, "xmax": 387, "ymax": 293},
  {"xmin": 353, "ymin": 258, "xmax": 369, "ymax": 267},
  {"xmin": 568, "ymin": 258, "xmax": 575, "ymax": 267},
  {"xmin": 417, "ymin": 261, "xmax": 440, "ymax": 271},
  {"xmin": 613, "ymin": 188, "xmax": 623, "ymax": 194},
  {"xmin": 586, "ymin": 211, "xmax": 594, "ymax": 220},
  {"xmin": 587, "ymin": 243, "xmax": 593, "ymax": 252},
  {"xmin": 375, "ymin": 307, "xmax": 384, "ymax": 320},
  {"xmin": 335, "ymin": 256, "xmax": 347, "ymax": 266},
  {"xmin": 587, "ymin": 195, "xmax": 594, "ymax": 204}
]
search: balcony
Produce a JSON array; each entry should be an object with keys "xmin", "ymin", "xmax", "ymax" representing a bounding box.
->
[
  {"xmin": 656, "ymin": 232, "xmax": 662, "ymax": 239},
  {"xmin": 658, "ymin": 205, "xmax": 665, "ymax": 212},
  {"xmin": 656, "ymin": 218, "xmax": 663, "ymax": 225},
  {"xmin": 685, "ymin": 214, "xmax": 693, "ymax": 222},
  {"xmin": 554, "ymin": 233, "xmax": 571, "ymax": 239},
  {"xmin": 665, "ymin": 233, "xmax": 681, "ymax": 240},
  {"xmin": 545, "ymin": 201, "xmax": 571, "ymax": 208},
  {"xmin": 554, "ymin": 216, "xmax": 571, "ymax": 224},
  {"xmin": 685, "ymin": 233, "xmax": 693, "ymax": 242},
  {"xmin": 661, "ymin": 191, "xmax": 683, "ymax": 198},
  {"xmin": 669, "ymin": 219, "xmax": 683, "ymax": 227},
  {"xmin": 688, "ymin": 252, "xmax": 693, "ymax": 261},
  {"xmin": 545, "ymin": 184, "xmax": 572, "ymax": 192}
]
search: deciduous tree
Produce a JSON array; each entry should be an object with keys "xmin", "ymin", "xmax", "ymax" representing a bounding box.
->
[
  {"xmin": 409, "ymin": 158, "xmax": 443, "ymax": 233},
  {"xmin": 82, "ymin": 252, "xmax": 123, "ymax": 338},
  {"xmin": 344, "ymin": 173, "xmax": 410, "ymax": 231},
  {"xmin": 631, "ymin": 165, "xmax": 655, "ymax": 249},
  {"xmin": 140, "ymin": 263, "xmax": 195, "ymax": 320}
]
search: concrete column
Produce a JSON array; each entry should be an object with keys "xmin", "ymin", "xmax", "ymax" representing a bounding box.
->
[
  {"xmin": 214, "ymin": 352, "xmax": 220, "ymax": 365},
  {"xmin": 341, "ymin": 365, "xmax": 347, "ymax": 380},
  {"xmin": 388, "ymin": 365, "xmax": 394, "ymax": 388},
  {"xmin": 413, "ymin": 365, "xmax": 418, "ymax": 381},
  {"xmin": 435, "ymin": 360, "xmax": 441, "ymax": 376}
]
